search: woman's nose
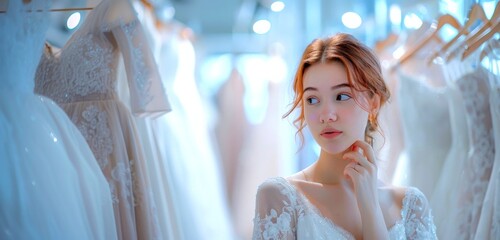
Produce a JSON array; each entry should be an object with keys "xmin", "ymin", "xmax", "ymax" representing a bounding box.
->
[{"xmin": 319, "ymin": 108, "xmax": 338, "ymax": 123}]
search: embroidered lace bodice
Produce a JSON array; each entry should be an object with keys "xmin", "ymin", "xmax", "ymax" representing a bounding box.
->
[
  {"xmin": 253, "ymin": 177, "xmax": 437, "ymax": 240},
  {"xmin": 34, "ymin": 0, "xmax": 170, "ymax": 116}
]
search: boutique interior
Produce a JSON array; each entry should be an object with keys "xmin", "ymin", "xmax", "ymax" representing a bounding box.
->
[{"xmin": 1, "ymin": 0, "xmax": 499, "ymax": 239}]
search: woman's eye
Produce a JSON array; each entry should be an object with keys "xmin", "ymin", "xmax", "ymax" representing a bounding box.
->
[
  {"xmin": 336, "ymin": 93, "xmax": 351, "ymax": 101},
  {"xmin": 306, "ymin": 97, "xmax": 319, "ymax": 105}
]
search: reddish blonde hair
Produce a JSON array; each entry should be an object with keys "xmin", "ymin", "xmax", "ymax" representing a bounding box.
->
[{"xmin": 283, "ymin": 33, "xmax": 390, "ymax": 148}]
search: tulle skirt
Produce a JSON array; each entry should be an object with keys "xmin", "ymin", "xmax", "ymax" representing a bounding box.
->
[{"xmin": 0, "ymin": 93, "xmax": 117, "ymax": 240}]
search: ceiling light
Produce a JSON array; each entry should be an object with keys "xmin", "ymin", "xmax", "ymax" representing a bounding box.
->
[
  {"xmin": 342, "ymin": 12, "xmax": 362, "ymax": 29},
  {"xmin": 66, "ymin": 12, "xmax": 81, "ymax": 30},
  {"xmin": 270, "ymin": 1, "xmax": 285, "ymax": 12},
  {"xmin": 253, "ymin": 19, "xmax": 271, "ymax": 34}
]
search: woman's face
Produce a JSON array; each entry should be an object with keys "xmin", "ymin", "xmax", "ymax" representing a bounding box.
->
[{"xmin": 302, "ymin": 62, "xmax": 370, "ymax": 155}]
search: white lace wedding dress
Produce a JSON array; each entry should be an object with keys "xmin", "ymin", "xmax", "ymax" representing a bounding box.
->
[
  {"xmin": 431, "ymin": 47, "xmax": 495, "ymax": 239},
  {"xmin": 473, "ymin": 38, "xmax": 500, "ymax": 240},
  {"xmin": 447, "ymin": 67, "xmax": 495, "ymax": 239},
  {"xmin": 253, "ymin": 177, "xmax": 437, "ymax": 240},
  {"xmin": 0, "ymin": 1, "xmax": 116, "ymax": 239},
  {"xmin": 34, "ymin": 0, "xmax": 170, "ymax": 239}
]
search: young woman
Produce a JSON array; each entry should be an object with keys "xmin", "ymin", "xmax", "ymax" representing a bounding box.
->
[{"xmin": 252, "ymin": 33, "xmax": 437, "ymax": 239}]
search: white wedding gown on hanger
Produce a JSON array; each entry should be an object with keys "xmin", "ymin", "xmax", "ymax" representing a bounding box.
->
[
  {"xmin": 0, "ymin": 1, "xmax": 117, "ymax": 239},
  {"xmin": 119, "ymin": 6, "xmax": 234, "ymax": 238},
  {"xmin": 154, "ymin": 27, "xmax": 235, "ymax": 240},
  {"xmin": 394, "ymin": 42, "xmax": 452, "ymax": 198},
  {"xmin": 34, "ymin": 0, "xmax": 170, "ymax": 238},
  {"xmin": 430, "ymin": 54, "xmax": 471, "ymax": 239},
  {"xmin": 432, "ymin": 48, "xmax": 495, "ymax": 239},
  {"xmin": 397, "ymin": 71, "xmax": 451, "ymax": 198},
  {"xmin": 474, "ymin": 38, "xmax": 500, "ymax": 240}
]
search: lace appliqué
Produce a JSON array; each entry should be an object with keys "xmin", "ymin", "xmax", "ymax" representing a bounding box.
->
[
  {"xmin": 490, "ymin": 87, "xmax": 500, "ymax": 238},
  {"xmin": 253, "ymin": 178, "xmax": 297, "ymax": 240},
  {"xmin": 73, "ymin": 105, "xmax": 113, "ymax": 170},
  {"xmin": 121, "ymin": 20, "xmax": 153, "ymax": 109},
  {"xmin": 254, "ymin": 208, "xmax": 294, "ymax": 240},
  {"xmin": 110, "ymin": 161, "xmax": 134, "ymax": 207},
  {"xmin": 35, "ymin": 34, "xmax": 114, "ymax": 103},
  {"xmin": 401, "ymin": 188, "xmax": 438, "ymax": 239},
  {"xmin": 253, "ymin": 178, "xmax": 438, "ymax": 240},
  {"xmin": 456, "ymin": 74, "xmax": 495, "ymax": 239}
]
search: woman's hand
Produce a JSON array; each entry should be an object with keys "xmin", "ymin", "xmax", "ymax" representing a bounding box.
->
[
  {"xmin": 342, "ymin": 140, "xmax": 378, "ymax": 206},
  {"xmin": 343, "ymin": 140, "xmax": 389, "ymax": 240}
]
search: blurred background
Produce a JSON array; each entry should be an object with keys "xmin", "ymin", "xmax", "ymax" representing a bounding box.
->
[{"xmin": 42, "ymin": 0, "xmax": 499, "ymax": 239}]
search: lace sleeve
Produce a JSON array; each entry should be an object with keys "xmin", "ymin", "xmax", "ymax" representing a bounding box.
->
[
  {"xmin": 402, "ymin": 187, "xmax": 438, "ymax": 239},
  {"xmin": 252, "ymin": 178, "xmax": 297, "ymax": 240},
  {"xmin": 111, "ymin": 16, "xmax": 171, "ymax": 118}
]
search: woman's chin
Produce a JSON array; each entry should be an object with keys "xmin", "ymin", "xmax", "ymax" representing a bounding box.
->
[{"xmin": 321, "ymin": 146, "xmax": 351, "ymax": 156}]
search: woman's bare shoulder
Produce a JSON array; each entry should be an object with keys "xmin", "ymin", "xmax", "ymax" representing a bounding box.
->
[{"xmin": 378, "ymin": 184, "xmax": 410, "ymax": 208}]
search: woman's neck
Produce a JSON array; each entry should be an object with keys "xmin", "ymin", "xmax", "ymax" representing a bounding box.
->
[{"xmin": 306, "ymin": 149, "xmax": 352, "ymax": 186}]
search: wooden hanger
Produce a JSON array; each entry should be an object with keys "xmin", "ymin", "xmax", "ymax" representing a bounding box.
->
[
  {"xmin": 0, "ymin": 7, "xmax": 93, "ymax": 13},
  {"xmin": 428, "ymin": 4, "xmax": 488, "ymax": 63},
  {"xmin": 478, "ymin": 31, "xmax": 500, "ymax": 61},
  {"xmin": 390, "ymin": 14, "xmax": 462, "ymax": 71},
  {"xmin": 375, "ymin": 32, "xmax": 399, "ymax": 54},
  {"xmin": 464, "ymin": 1, "xmax": 500, "ymax": 46},
  {"xmin": 140, "ymin": 0, "xmax": 154, "ymax": 11},
  {"xmin": 462, "ymin": 20, "xmax": 500, "ymax": 60},
  {"xmin": 446, "ymin": 1, "xmax": 499, "ymax": 61}
]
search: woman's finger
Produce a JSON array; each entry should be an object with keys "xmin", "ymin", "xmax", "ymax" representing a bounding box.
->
[
  {"xmin": 351, "ymin": 140, "xmax": 376, "ymax": 164},
  {"xmin": 343, "ymin": 151, "xmax": 371, "ymax": 168},
  {"xmin": 344, "ymin": 166, "xmax": 360, "ymax": 182}
]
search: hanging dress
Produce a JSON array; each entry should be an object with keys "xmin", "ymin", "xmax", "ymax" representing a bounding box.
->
[
  {"xmin": 154, "ymin": 24, "xmax": 235, "ymax": 239},
  {"xmin": 127, "ymin": 4, "xmax": 179, "ymax": 239},
  {"xmin": 441, "ymin": 49, "xmax": 494, "ymax": 239},
  {"xmin": 473, "ymin": 38, "xmax": 500, "ymax": 240},
  {"xmin": 429, "ymin": 53, "xmax": 471, "ymax": 239},
  {"xmin": 396, "ymin": 72, "xmax": 451, "ymax": 198},
  {"xmin": 34, "ymin": 0, "xmax": 170, "ymax": 239},
  {"xmin": 394, "ymin": 39, "xmax": 451, "ymax": 198},
  {"xmin": 1, "ymin": 0, "xmax": 117, "ymax": 239}
]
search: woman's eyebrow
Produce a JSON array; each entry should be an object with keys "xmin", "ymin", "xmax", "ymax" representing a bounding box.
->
[
  {"xmin": 303, "ymin": 87, "xmax": 317, "ymax": 93},
  {"xmin": 331, "ymin": 83, "xmax": 351, "ymax": 90},
  {"xmin": 303, "ymin": 83, "xmax": 351, "ymax": 93}
]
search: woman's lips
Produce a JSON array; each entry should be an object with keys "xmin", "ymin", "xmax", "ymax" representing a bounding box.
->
[{"xmin": 320, "ymin": 128, "xmax": 342, "ymax": 139}]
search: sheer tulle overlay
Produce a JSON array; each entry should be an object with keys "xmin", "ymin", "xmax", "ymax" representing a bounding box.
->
[
  {"xmin": 34, "ymin": 0, "xmax": 170, "ymax": 239},
  {"xmin": 0, "ymin": 1, "xmax": 116, "ymax": 239}
]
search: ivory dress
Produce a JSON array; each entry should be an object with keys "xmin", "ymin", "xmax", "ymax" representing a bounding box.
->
[
  {"xmin": 431, "ymin": 48, "xmax": 495, "ymax": 239},
  {"xmin": 475, "ymin": 38, "xmax": 500, "ymax": 240},
  {"xmin": 447, "ymin": 67, "xmax": 495, "ymax": 239},
  {"xmin": 34, "ymin": 0, "xmax": 170, "ymax": 239},
  {"xmin": 397, "ymin": 72, "xmax": 451, "ymax": 197}
]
